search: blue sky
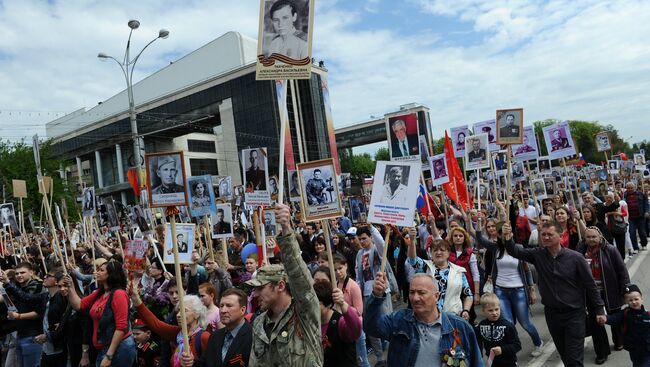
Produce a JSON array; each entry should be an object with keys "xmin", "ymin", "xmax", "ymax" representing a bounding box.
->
[{"xmin": 0, "ymin": 0, "xmax": 648, "ymax": 155}]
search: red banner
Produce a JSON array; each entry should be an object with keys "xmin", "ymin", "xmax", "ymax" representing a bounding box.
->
[{"xmin": 442, "ymin": 131, "xmax": 473, "ymax": 210}]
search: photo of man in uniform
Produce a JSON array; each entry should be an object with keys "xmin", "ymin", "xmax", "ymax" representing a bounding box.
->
[
  {"xmin": 538, "ymin": 158, "xmax": 551, "ymax": 172},
  {"xmin": 499, "ymin": 113, "xmax": 520, "ymax": 138},
  {"xmin": 289, "ymin": 171, "xmax": 300, "ymax": 198},
  {"xmin": 0, "ymin": 204, "xmax": 21, "ymax": 238},
  {"xmin": 264, "ymin": 211, "xmax": 277, "ymax": 236},
  {"xmin": 151, "ymin": 155, "xmax": 183, "ymax": 194},
  {"xmin": 245, "ymin": 149, "xmax": 267, "ymax": 191},
  {"xmin": 212, "ymin": 208, "xmax": 232, "ymax": 235},
  {"xmin": 468, "ymin": 138, "xmax": 486, "ymax": 162},
  {"xmin": 533, "ymin": 180, "xmax": 546, "ymax": 196},
  {"xmin": 305, "ymin": 168, "xmax": 331, "ymax": 205},
  {"xmin": 550, "ymin": 128, "xmax": 570, "ymax": 151},
  {"xmin": 176, "ymin": 233, "xmax": 188, "ymax": 253},
  {"xmin": 544, "ymin": 179, "xmax": 556, "ymax": 196},
  {"xmin": 389, "ymin": 119, "xmax": 419, "ymax": 159},
  {"xmin": 263, "ymin": 0, "xmax": 308, "ymax": 60},
  {"xmin": 482, "ymin": 126, "xmax": 495, "ymax": 144},
  {"xmin": 380, "ymin": 166, "xmax": 410, "ymax": 206},
  {"xmin": 515, "ymin": 134, "xmax": 536, "ymax": 155}
]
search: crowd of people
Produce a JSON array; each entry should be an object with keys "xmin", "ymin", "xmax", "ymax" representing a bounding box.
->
[{"xmin": 0, "ymin": 174, "xmax": 649, "ymax": 367}]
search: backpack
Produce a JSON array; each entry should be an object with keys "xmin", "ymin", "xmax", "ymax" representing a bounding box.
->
[{"xmin": 608, "ymin": 215, "xmax": 627, "ymax": 236}]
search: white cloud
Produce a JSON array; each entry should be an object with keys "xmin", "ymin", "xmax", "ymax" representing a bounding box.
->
[{"xmin": 0, "ymin": 0, "xmax": 648, "ymax": 152}]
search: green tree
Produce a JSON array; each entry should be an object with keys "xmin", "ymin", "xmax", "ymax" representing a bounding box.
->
[
  {"xmin": 374, "ymin": 147, "xmax": 390, "ymax": 161},
  {"xmin": 340, "ymin": 150, "xmax": 376, "ymax": 177},
  {"xmin": 0, "ymin": 140, "xmax": 78, "ymax": 226}
]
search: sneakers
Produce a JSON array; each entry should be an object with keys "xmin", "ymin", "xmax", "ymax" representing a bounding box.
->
[{"xmin": 531, "ymin": 342, "xmax": 544, "ymax": 357}]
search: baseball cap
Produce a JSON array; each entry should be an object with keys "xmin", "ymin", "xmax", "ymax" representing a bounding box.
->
[
  {"xmin": 245, "ymin": 264, "xmax": 287, "ymax": 287},
  {"xmin": 346, "ymin": 227, "xmax": 357, "ymax": 236}
]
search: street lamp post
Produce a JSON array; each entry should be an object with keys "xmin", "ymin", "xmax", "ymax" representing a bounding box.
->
[{"xmin": 98, "ymin": 20, "xmax": 169, "ymax": 178}]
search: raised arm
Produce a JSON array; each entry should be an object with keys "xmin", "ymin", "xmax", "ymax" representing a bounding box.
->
[
  {"xmin": 363, "ymin": 272, "xmax": 394, "ymax": 340},
  {"xmin": 502, "ymin": 222, "xmax": 536, "ymax": 263}
]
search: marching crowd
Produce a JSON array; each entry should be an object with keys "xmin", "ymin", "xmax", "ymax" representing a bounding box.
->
[{"xmin": 1, "ymin": 179, "xmax": 650, "ymax": 367}]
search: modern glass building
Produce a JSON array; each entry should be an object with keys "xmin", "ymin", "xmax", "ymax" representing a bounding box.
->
[{"xmin": 47, "ymin": 32, "xmax": 334, "ymax": 204}]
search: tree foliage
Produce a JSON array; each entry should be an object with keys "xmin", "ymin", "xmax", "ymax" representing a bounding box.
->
[
  {"xmin": 374, "ymin": 147, "xmax": 390, "ymax": 161},
  {"xmin": 339, "ymin": 148, "xmax": 376, "ymax": 177},
  {"xmin": 0, "ymin": 140, "xmax": 78, "ymax": 225}
]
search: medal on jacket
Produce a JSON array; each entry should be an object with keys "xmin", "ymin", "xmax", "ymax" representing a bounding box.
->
[{"xmin": 442, "ymin": 329, "xmax": 466, "ymax": 366}]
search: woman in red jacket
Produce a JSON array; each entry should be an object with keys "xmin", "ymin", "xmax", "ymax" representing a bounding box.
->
[
  {"xmin": 64, "ymin": 260, "xmax": 136, "ymax": 367},
  {"xmin": 130, "ymin": 284, "xmax": 210, "ymax": 366}
]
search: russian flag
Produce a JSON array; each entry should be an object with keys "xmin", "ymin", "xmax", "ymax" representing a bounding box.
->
[
  {"xmin": 576, "ymin": 152, "xmax": 586, "ymax": 166},
  {"xmin": 416, "ymin": 184, "xmax": 436, "ymax": 217}
]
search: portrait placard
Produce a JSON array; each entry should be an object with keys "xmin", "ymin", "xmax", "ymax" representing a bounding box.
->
[
  {"xmin": 634, "ymin": 154, "xmax": 646, "ymax": 170},
  {"xmin": 531, "ymin": 178, "xmax": 546, "ymax": 199},
  {"xmin": 130, "ymin": 205, "xmax": 152, "ymax": 234},
  {"xmin": 124, "ymin": 239, "xmax": 149, "ymax": 271},
  {"xmin": 465, "ymin": 133, "xmax": 490, "ymax": 170},
  {"xmin": 145, "ymin": 152, "xmax": 188, "ymax": 208},
  {"xmin": 367, "ymin": 161, "xmax": 420, "ymax": 227},
  {"xmin": 492, "ymin": 150, "xmax": 508, "ymax": 173},
  {"xmin": 542, "ymin": 121, "xmax": 576, "ymax": 160},
  {"xmin": 256, "ymin": 0, "xmax": 314, "ymax": 80},
  {"xmin": 512, "ymin": 126, "xmax": 539, "ymax": 162},
  {"xmin": 607, "ymin": 160, "xmax": 620, "ymax": 174},
  {"xmin": 543, "ymin": 178, "xmax": 556, "ymax": 197},
  {"xmin": 213, "ymin": 175, "xmax": 233, "ymax": 200},
  {"xmin": 12, "ymin": 179, "xmax": 27, "ymax": 199},
  {"xmin": 242, "ymin": 148, "xmax": 271, "ymax": 207},
  {"xmin": 163, "ymin": 223, "xmax": 195, "ymax": 264},
  {"xmin": 0, "ymin": 203, "xmax": 21, "ymax": 238},
  {"xmin": 537, "ymin": 157, "xmax": 552, "ymax": 173},
  {"xmin": 348, "ymin": 196, "xmax": 366, "ymax": 223},
  {"xmin": 387, "ymin": 113, "xmax": 420, "ymax": 162},
  {"xmin": 428, "ymin": 153, "xmax": 450, "ymax": 186},
  {"xmin": 450, "ymin": 125, "xmax": 469, "ymax": 158},
  {"xmin": 262, "ymin": 208, "xmax": 278, "ymax": 237},
  {"xmin": 496, "ymin": 108, "xmax": 524, "ymax": 145},
  {"xmin": 103, "ymin": 197, "xmax": 120, "ymax": 230},
  {"xmin": 512, "ymin": 161, "xmax": 526, "ymax": 182},
  {"xmin": 187, "ymin": 175, "xmax": 217, "ymax": 218},
  {"xmin": 472, "ymin": 119, "xmax": 499, "ymax": 152},
  {"xmin": 595, "ymin": 132, "xmax": 611, "ymax": 152},
  {"xmin": 419, "ymin": 135, "xmax": 430, "ymax": 171},
  {"xmin": 287, "ymin": 170, "xmax": 301, "ymax": 202},
  {"xmin": 211, "ymin": 203, "xmax": 234, "ymax": 239},
  {"xmin": 82, "ymin": 187, "xmax": 96, "ymax": 217},
  {"xmin": 297, "ymin": 158, "xmax": 342, "ymax": 221}
]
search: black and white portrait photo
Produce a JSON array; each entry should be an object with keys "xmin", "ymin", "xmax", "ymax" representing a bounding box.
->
[
  {"xmin": 608, "ymin": 160, "xmax": 620, "ymax": 174},
  {"xmin": 242, "ymin": 148, "xmax": 271, "ymax": 207},
  {"xmin": 131, "ymin": 205, "xmax": 151, "ymax": 234},
  {"xmin": 368, "ymin": 161, "xmax": 420, "ymax": 227},
  {"xmin": 542, "ymin": 122, "xmax": 576, "ymax": 159},
  {"xmin": 269, "ymin": 175, "xmax": 279, "ymax": 202},
  {"xmin": 164, "ymin": 223, "xmax": 194, "ymax": 264},
  {"xmin": 496, "ymin": 108, "xmax": 523, "ymax": 144},
  {"xmin": 544, "ymin": 178, "xmax": 556, "ymax": 196},
  {"xmin": 532, "ymin": 179, "xmax": 546, "ymax": 198},
  {"xmin": 288, "ymin": 170, "xmax": 301, "ymax": 202},
  {"xmin": 188, "ymin": 175, "xmax": 216, "ymax": 217},
  {"xmin": 512, "ymin": 162, "xmax": 525, "ymax": 181},
  {"xmin": 387, "ymin": 113, "xmax": 420, "ymax": 162},
  {"xmin": 211, "ymin": 204, "xmax": 233, "ymax": 239},
  {"xmin": 0, "ymin": 203, "xmax": 21, "ymax": 238},
  {"xmin": 595, "ymin": 132, "xmax": 611, "ymax": 152},
  {"xmin": 465, "ymin": 133, "xmax": 490, "ymax": 170},
  {"xmin": 473, "ymin": 119, "xmax": 499, "ymax": 151},
  {"xmin": 263, "ymin": 209, "xmax": 277, "ymax": 237},
  {"xmin": 297, "ymin": 158, "xmax": 342, "ymax": 221},
  {"xmin": 256, "ymin": 0, "xmax": 314, "ymax": 80},
  {"xmin": 538, "ymin": 157, "xmax": 552, "ymax": 173},
  {"xmin": 213, "ymin": 175, "xmax": 233, "ymax": 200},
  {"xmin": 103, "ymin": 197, "xmax": 119, "ymax": 230},
  {"xmin": 450, "ymin": 125, "xmax": 469, "ymax": 158},
  {"xmin": 634, "ymin": 154, "xmax": 646, "ymax": 168},
  {"xmin": 82, "ymin": 187, "xmax": 96, "ymax": 217},
  {"xmin": 146, "ymin": 152, "xmax": 188, "ymax": 208}
]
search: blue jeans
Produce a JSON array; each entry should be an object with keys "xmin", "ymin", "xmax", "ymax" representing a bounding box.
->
[
  {"xmin": 629, "ymin": 217, "xmax": 648, "ymax": 250},
  {"xmin": 494, "ymin": 286, "xmax": 542, "ymax": 347},
  {"xmin": 16, "ymin": 335, "xmax": 43, "ymax": 367},
  {"xmin": 96, "ymin": 335, "xmax": 136, "ymax": 367},
  {"xmin": 355, "ymin": 329, "xmax": 371, "ymax": 367}
]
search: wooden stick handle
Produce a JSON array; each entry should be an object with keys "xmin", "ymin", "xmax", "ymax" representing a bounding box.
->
[
  {"xmin": 379, "ymin": 226, "xmax": 392, "ymax": 274},
  {"xmin": 170, "ymin": 214, "xmax": 190, "ymax": 353}
]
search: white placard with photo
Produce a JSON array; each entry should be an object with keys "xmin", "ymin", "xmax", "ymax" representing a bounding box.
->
[
  {"xmin": 428, "ymin": 153, "xmax": 450, "ymax": 186},
  {"xmin": 465, "ymin": 133, "xmax": 490, "ymax": 170},
  {"xmin": 512, "ymin": 126, "xmax": 539, "ymax": 162},
  {"xmin": 595, "ymin": 132, "xmax": 611, "ymax": 152},
  {"xmin": 82, "ymin": 187, "xmax": 96, "ymax": 217},
  {"xmin": 387, "ymin": 113, "xmax": 420, "ymax": 162},
  {"xmin": 211, "ymin": 203, "xmax": 234, "ymax": 239},
  {"xmin": 472, "ymin": 119, "xmax": 500, "ymax": 152},
  {"xmin": 213, "ymin": 175, "xmax": 233, "ymax": 200},
  {"xmin": 450, "ymin": 125, "xmax": 470, "ymax": 158},
  {"xmin": 187, "ymin": 175, "xmax": 217, "ymax": 218},
  {"xmin": 0, "ymin": 203, "xmax": 21, "ymax": 238},
  {"xmin": 242, "ymin": 148, "xmax": 271, "ymax": 207},
  {"xmin": 542, "ymin": 121, "xmax": 576, "ymax": 160},
  {"xmin": 367, "ymin": 161, "xmax": 420, "ymax": 227},
  {"xmin": 163, "ymin": 223, "xmax": 195, "ymax": 264}
]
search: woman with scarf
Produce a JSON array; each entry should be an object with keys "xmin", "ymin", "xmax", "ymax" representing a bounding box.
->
[
  {"xmin": 576, "ymin": 226, "xmax": 630, "ymax": 364},
  {"xmin": 129, "ymin": 284, "xmax": 210, "ymax": 367},
  {"xmin": 447, "ymin": 226, "xmax": 480, "ymax": 323},
  {"xmin": 554, "ymin": 206, "xmax": 580, "ymax": 250}
]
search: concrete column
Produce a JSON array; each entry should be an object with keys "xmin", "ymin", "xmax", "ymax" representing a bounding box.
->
[
  {"xmin": 116, "ymin": 144, "xmax": 125, "ymax": 183},
  {"xmin": 216, "ymin": 99, "xmax": 242, "ymax": 185},
  {"xmin": 94, "ymin": 150, "xmax": 104, "ymax": 188}
]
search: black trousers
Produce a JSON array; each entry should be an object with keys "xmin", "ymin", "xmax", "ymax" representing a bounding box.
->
[
  {"xmin": 613, "ymin": 232, "xmax": 626, "ymax": 259},
  {"xmin": 588, "ymin": 307, "xmax": 611, "ymax": 359},
  {"xmin": 41, "ymin": 351, "xmax": 67, "ymax": 367},
  {"xmin": 545, "ymin": 307, "xmax": 586, "ymax": 367}
]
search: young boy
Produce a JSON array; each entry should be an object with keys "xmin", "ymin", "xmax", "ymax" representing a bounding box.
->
[
  {"xmin": 476, "ymin": 293, "xmax": 522, "ymax": 367},
  {"xmin": 604, "ymin": 284, "xmax": 650, "ymax": 366},
  {"xmin": 132, "ymin": 319, "xmax": 160, "ymax": 367}
]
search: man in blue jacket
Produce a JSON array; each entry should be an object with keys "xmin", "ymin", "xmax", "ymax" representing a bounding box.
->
[{"xmin": 365, "ymin": 272, "xmax": 483, "ymax": 367}]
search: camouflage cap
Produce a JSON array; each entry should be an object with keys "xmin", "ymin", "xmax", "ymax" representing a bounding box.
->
[{"xmin": 245, "ymin": 264, "xmax": 287, "ymax": 287}]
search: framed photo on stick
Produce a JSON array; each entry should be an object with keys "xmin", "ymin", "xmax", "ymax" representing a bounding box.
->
[
  {"xmin": 211, "ymin": 203, "xmax": 234, "ymax": 239},
  {"xmin": 163, "ymin": 223, "xmax": 194, "ymax": 264},
  {"xmin": 387, "ymin": 113, "xmax": 420, "ymax": 162},
  {"xmin": 242, "ymin": 148, "xmax": 271, "ymax": 207},
  {"xmin": 465, "ymin": 133, "xmax": 490, "ymax": 170},
  {"xmin": 145, "ymin": 151, "xmax": 188, "ymax": 208},
  {"xmin": 297, "ymin": 158, "xmax": 342, "ymax": 221},
  {"xmin": 367, "ymin": 161, "xmax": 420, "ymax": 227},
  {"xmin": 187, "ymin": 175, "xmax": 217, "ymax": 217},
  {"xmin": 542, "ymin": 121, "xmax": 577, "ymax": 160},
  {"xmin": 496, "ymin": 108, "xmax": 523, "ymax": 145},
  {"xmin": 595, "ymin": 132, "xmax": 611, "ymax": 152}
]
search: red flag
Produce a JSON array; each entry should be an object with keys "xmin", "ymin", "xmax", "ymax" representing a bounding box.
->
[
  {"xmin": 442, "ymin": 131, "xmax": 473, "ymax": 210},
  {"xmin": 127, "ymin": 168, "xmax": 141, "ymax": 197}
]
